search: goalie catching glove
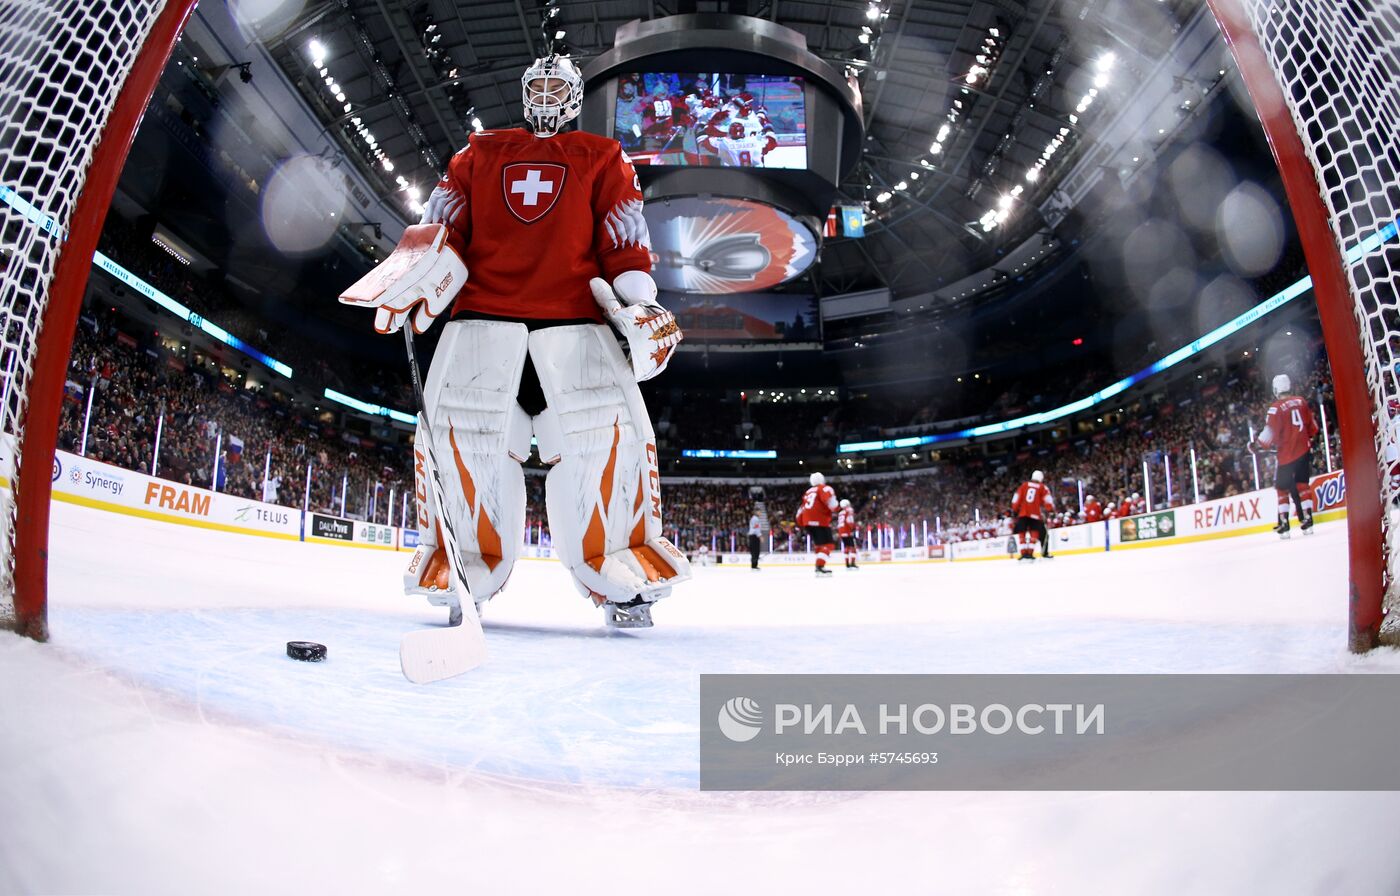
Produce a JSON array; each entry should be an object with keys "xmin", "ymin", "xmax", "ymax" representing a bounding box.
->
[
  {"xmin": 338, "ymin": 223, "xmax": 467, "ymax": 334},
  {"xmin": 590, "ymin": 270, "xmax": 682, "ymax": 382}
]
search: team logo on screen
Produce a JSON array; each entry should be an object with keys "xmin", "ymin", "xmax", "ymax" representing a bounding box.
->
[{"xmin": 502, "ymin": 163, "xmax": 566, "ymax": 223}]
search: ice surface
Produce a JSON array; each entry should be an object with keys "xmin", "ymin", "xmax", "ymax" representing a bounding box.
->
[{"xmin": 2, "ymin": 501, "xmax": 1399, "ymax": 894}]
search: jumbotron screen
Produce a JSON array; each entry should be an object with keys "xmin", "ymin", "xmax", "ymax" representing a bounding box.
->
[{"xmin": 613, "ymin": 73, "xmax": 807, "ymax": 169}]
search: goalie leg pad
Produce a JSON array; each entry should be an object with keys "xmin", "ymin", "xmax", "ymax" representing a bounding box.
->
[
  {"xmin": 407, "ymin": 320, "xmax": 529, "ymax": 603},
  {"xmin": 529, "ymin": 324, "xmax": 690, "ymax": 604}
]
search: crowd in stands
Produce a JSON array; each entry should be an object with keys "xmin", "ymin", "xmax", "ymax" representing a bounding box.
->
[
  {"xmin": 649, "ymin": 352, "xmax": 1336, "ymax": 552},
  {"xmin": 57, "ymin": 306, "xmax": 413, "ymax": 521},
  {"xmin": 55, "ymin": 293, "xmax": 1334, "ymax": 552}
]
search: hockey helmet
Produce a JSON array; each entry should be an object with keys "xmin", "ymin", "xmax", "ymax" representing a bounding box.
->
[
  {"xmin": 522, "ymin": 54, "xmax": 583, "ymax": 136},
  {"xmin": 1031, "ymin": 470, "xmax": 1044, "ymax": 483},
  {"xmin": 1272, "ymin": 373, "xmax": 1291, "ymax": 396},
  {"xmin": 810, "ymin": 472, "xmax": 826, "ymax": 487},
  {"xmin": 728, "ymin": 120, "xmax": 746, "ymax": 140},
  {"xmin": 840, "ymin": 499, "xmax": 851, "ymax": 508}
]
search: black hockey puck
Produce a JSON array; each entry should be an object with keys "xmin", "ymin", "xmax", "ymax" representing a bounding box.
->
[{"xmin": 286, "ymin": 641, "xmax": 327, "ymax": 662}]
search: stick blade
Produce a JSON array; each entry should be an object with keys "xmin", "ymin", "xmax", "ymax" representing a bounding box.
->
[{"xmin": 400, "ymin": 620, "xmax": 487, "ymax": 683}]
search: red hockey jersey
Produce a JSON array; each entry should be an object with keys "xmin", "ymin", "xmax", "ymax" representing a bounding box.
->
[
  {"xmin": 797, "ymin": 484, "xmax": 838, "ymax": 527},
  {"xmin": 1258, "ymin": 395, "xmax": 1319, "ymax": 465},
  {"xmin": 1012, "ymin": 481, "xmax": 1054, "ymax": 520},
  {"xmin": 836, "ymin": 506, "xmax": 855, "ymax": 536},
  {"xmin": 422, "ymin": 128, "xmax": 651, "ymax": 322},
  {"xmin": 1083, "ymin": 498, "xmax": 1104, "ymax": 523}
]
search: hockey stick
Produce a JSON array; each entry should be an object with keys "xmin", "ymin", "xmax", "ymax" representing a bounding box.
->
[{"xmin": 397, "ymin": 325, "xmax": 487, "ymax": 683}]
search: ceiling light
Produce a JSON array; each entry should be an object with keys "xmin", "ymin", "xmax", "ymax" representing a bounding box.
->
[
  {"xmin": 895, "ymin": 180, "xmax": 907, "ymax": 190},
  {"xmin": 308, "ymin": 39, "xmax": 326, "ymax": 67},
  {"xmin": 382, "ymin": 159, "xmax": 394, "ymax": 172},
  {"xmin": 1026, "ymin": 168, "xmax": 1040, "ymax": 182}
]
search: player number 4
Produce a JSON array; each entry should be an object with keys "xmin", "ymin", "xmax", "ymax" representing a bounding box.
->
[{"xmin": 1291, "ymin": 408, "xmax": 1305, "ymax": 431}]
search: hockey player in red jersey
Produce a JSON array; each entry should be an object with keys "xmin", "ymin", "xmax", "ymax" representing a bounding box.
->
[
  {"xmin": 1011, "ymin": 470, "xmax": 1054, "ymax": 560},
  {"xmin": 340, "ymin": 55, "xmax": 687, "ymax": 629},
  {"xmin": 699, "ymin": 97, "xmax": 777, "ymax": 167},
  {"xmin": 796, "ymin": 471, "xmax": 839, "ymax": 576},
  {"xmin": 835, "ymin": 499, "xmax": 859, "ymax": 569},
  {"xmin": 1253, "ymin": 373, "xmax": 1320, "ymax": 538},
  {"xmin": 1083, "ymin": 494, "xmax": 1104, "ymax": 523}
]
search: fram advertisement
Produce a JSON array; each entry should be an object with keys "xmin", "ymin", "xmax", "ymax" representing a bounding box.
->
[{"xmin": 51, "ymin": 450, "xmax": 300, "ymax": 538}]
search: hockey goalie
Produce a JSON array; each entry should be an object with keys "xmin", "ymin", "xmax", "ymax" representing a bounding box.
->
[{"xmin": 340, "ymin": 55, "xmax": 689, "ymax": 628}]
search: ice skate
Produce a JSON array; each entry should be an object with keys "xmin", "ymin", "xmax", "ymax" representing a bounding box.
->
[
  {"xmin": 815, "ymin": 566, "xmax": 834, "ymax": 577},
  {"xmin": 1301, "ymin": 514, "xmax": 1315, "ymax": 535},
  {"xmin": 603, "ymin": 597, "xmax": 654, "ymax": 629},
  {"xmin": 1274, "ymin": 519, "xmax": 1291, "ymax": 540},
  {"xmin": 405, "ymin": 544, "xmax": 486, "ymax": 625}
]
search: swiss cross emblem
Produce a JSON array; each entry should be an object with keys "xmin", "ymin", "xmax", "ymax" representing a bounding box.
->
[{"xmin": 502, "ymin": 162, "xmax": 566, "ymax": 224}]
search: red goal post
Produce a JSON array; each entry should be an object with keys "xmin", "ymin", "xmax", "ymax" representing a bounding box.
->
[
  {"xmin": 1206, "ymin": 0, "xmax": 1399, "ymax": 650},
  {"xmin": 0, "ymin": 0, "xmax": 197, "ymax": 640}
]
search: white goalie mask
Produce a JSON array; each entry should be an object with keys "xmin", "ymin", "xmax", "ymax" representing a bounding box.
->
[{"xmin": 522, "ymin": 55, "xmax": 583, "ymax": 136}]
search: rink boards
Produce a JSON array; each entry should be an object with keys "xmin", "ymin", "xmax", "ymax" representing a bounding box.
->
[{"xmin": 0, "ymin": 437, "xmax": 1351, "ymax": 566}]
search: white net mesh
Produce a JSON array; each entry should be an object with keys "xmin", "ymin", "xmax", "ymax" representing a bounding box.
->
[
  {"xmin": 0, "ymin": 0, "xmax": 168, "ymax": 630},
  {"xmin": 1230, "ymin": 0, "xmax": 1400, "ymax": 632}
]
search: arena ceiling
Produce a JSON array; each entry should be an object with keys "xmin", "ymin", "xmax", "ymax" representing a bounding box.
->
[{"xmin": 257, "ymin": 0, "xmax": 1211, "ymax": 298}]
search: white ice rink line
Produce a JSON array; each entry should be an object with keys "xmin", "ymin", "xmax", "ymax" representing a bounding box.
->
[{"xmin": 2, "ymin": 499, "xmax": 1399, "ymax": 894}]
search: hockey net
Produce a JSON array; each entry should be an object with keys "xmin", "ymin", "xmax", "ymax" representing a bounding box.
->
[
  {"xmin": 1208, "ymin": 0, "xmax": 1400, "ymax": 648},
  {"xmin": 0, "ymin": 0, "xmax": 192, "ymax": 638}
]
